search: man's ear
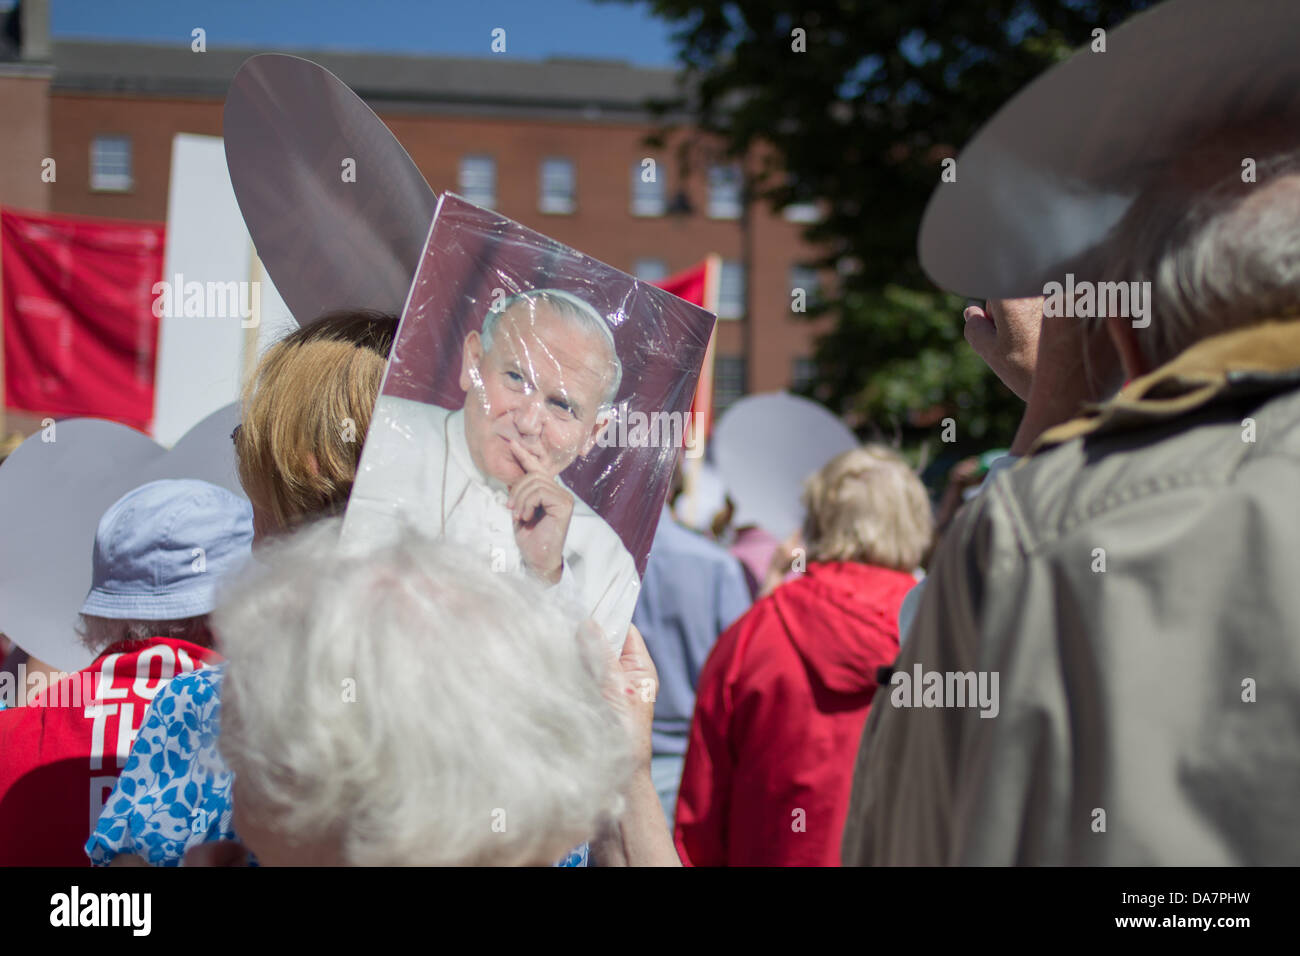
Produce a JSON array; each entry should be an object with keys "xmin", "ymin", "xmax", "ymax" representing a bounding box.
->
[
  {"xmin": 460, "ymin": 331, "xmax": 483, "ymax": 393},
  {"xmin": 1106, "ymin": 315, "xmax": 1151, "ymax": 382},
  {"xmin": 580, "ymin": 406, "xmax": 616, "ymax": 458}
]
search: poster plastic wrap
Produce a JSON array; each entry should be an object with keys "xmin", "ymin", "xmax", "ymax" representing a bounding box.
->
[{"xmin": 343, "ymin": 195, "xmax": 716, "ymax": 650}]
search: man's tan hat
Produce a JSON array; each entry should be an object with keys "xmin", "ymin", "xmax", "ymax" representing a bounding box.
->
[{"xmin": 918, "ymin": 0, "xmax": 1300, "ymax": 299}]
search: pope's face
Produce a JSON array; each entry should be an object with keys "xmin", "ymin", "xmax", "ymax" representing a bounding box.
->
[{"xmin": 459, "ymin": 303, "xmax": 615, "ymax": 485}]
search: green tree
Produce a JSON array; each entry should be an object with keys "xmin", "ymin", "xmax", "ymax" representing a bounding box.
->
[{"xmin": 612, "ymin": 0, "xmax": 1151, "ymax": 467}]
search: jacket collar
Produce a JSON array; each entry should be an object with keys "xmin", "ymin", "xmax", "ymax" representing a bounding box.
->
[{"xmin": 1033, "ymin": 320, "xmax": 1300, "ymax": 452}]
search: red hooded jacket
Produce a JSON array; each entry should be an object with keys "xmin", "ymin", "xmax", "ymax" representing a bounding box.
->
[{"xmin": 674, "ymin": 560, "xmax": 916, "ymax": 866}]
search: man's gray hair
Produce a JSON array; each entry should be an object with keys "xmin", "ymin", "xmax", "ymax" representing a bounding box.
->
[
  {"xmin": 481, "ymin": 289, "xmax": 623, "ymax": 407},
  {"xmin": 214, "ymin": 517, "xmax": 636, "ymax": 866},
  {"xmin": 77, "ymin": 615, "xmax": 210, "ymax": 653},
  {"xmin": 1094, "ymin": 144, "xmax": 1300, "ymax": 369}
]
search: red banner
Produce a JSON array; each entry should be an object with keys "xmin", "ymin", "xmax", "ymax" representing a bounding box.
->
[
  {"xmin": 2, "ymin": 208, "xmax": 163, "ymax": 432},
  {"xmin": 655, "ymin": 261, "xmax": 708, "ymax": 310},
  {"xmin": 654, "ymin": 259, "xmax": 718, "ymax": 439}
]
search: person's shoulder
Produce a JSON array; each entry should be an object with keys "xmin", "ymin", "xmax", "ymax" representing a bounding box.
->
[
  {"xmin": 378, "ymin": 396, "xmax": 452, "ymax": 435},
  {"xmin": 698, "ymin": 591, "xmax": 781, "ymax": 686},
  {"xmin": 357, "ymin": 398, "xmax": 455, "ymax": 500},
  {"xmin": 565, "ymin": 494, "xmax": 634, "ymax": 563},
  {"xmin": 996, "ymin": 396, "xmax": 1298, "ymax": 556},
  {"xmin": 157, "ymin": 663, "xmax": 226, "ymax": 710},
  {"xmin": 721, "ymin": 588, "xmax": 779, "ymax": 642}
]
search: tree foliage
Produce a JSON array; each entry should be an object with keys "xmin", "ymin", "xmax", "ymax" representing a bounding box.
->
[{"xmin": 612, "ymin": 0, "xmax": 1152, "ymax": 461}]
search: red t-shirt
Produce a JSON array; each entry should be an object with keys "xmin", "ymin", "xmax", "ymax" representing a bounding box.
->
[{"xmin": 0, "ymin": 637, "xmax": 221, "ymax": 866}]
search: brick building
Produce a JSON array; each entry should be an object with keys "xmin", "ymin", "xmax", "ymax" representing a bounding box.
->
[{"xmin": 1, "ymin": 1, "xmax": 829, "ymax": 433}]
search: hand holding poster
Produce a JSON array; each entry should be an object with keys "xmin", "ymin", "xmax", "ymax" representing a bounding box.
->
[{"xmin": 343, "ymin": 195, "xmax": 717, "ymax": 649}]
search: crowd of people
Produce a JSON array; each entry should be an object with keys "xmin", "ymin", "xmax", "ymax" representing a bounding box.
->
[{"xmin": 2, "ymin": 0, "xmax": 1298, "ymax": 867}]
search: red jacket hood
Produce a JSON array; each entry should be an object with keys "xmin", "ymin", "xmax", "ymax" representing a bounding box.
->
[{"xmin": 770, "ymin": 561, "xmax": 916, "ymax": 695}]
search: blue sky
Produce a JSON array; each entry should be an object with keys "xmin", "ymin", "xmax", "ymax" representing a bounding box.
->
[{"xmin": 43, "ymin": 0, "xmax": 681, "ymax": 66}]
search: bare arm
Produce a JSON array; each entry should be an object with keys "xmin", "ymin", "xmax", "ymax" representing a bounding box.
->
[
  {"xmin": 589, "ymin": 624, "xmax": 682, "ymax": 867},
  {"xmin": 590, "ymin": 769, "xmax": 681, "ymax": 867}
]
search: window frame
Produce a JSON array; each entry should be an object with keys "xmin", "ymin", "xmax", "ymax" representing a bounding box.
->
[
  {"xmin": 630, "ymin": 161, "xmax": 666, "ymax": 217},
  {"xmin": 717, "ymin": 259, "xmax": 745, "ymax": 320},
  {"xmin": 539, "ymin": 157, "xmax": 576, "ymax": 215},
  {"xmin": 706, "ymin": 163, "xmax": 743, "ymax": 220},
  {"xmin": 633, "ymin": 258, "xmax": 669, "ymax": 282},
  {"xmin": 458, "ymin": 155, "xmax": 498, "ymax": 209},
  {"xmin": 90, "ymin": 135, "xmax": 133, "ymax": 193}
]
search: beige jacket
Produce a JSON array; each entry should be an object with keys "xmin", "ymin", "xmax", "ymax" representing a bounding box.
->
[{"xmin": 842, "ymin": 321, "xmax": 1300, "ymax": 865}]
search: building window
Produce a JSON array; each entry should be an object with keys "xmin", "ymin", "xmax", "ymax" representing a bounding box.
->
[
  {"xmin": 792, "ymin": 357, "xmax": 818, "ymax": 391},
  {"xmin": 539, "ymin": 158, "xmax": 575, "ymax": 214},
  {"xmin": 633, "ymin": 258, "xmax": 668, "ymax": 282},
  {"xmin": 631, "ymin": 162, "xmax": 665, "ymax": 216},
  {"xmin": 459, "ymin": 156, "xmax": 496, "ymax": 208},
  {"xmin": 788, "ymin": 265, "xmax": 820, "ymax": 308},
  {"xmin": 714, "ymin": 355, "xmax": 746, "ymax": 412},
  {"xmin": 707, "ymin": 164, "xmax": 743, "ymax": 219},
  {"xmin": 91, "ymin": 136, "xmax": 132, "ymax": 192},
  {"xmin": 783, "ymin": 201, "xmax": 822, "ymax": 223},
  {"xmin": 717, "ymin": 260, "xmax": 745, "ymax": 319}
]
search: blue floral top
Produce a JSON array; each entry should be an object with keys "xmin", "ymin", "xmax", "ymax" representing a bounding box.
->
[
  {"xmin": 87, "ymin": 666, "xmax": 238, "ymax": 866},
  {"xmin": 87, "ymin": 663, "xmax": 589, "ymax": 867}
]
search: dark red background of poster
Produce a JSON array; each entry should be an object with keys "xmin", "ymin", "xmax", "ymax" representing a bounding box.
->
[{"xmin": 2, "ymin": 208, "xmax": 163, "ymax": 432}]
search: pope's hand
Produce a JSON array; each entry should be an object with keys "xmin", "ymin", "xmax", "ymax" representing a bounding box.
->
[{"xmin": 504, "ymin": 437, "xmax": 574, "ymax": 586}]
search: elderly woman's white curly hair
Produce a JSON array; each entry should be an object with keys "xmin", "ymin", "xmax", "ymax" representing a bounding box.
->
[{"xmin": 214, "ymin": 518, "xmax": 635, "ymax": 866}]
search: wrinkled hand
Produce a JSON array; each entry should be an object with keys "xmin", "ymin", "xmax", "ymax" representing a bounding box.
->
[
  {"xmin": 504, "ymin": 437, "xmax": 574, "ymax": 586},
  {"xmin": 584, "ymin": 623, "xmax": 675, "ymax": 866},
  {"xmin": 962, "ymin": 298, "xmax": 1044, "ymax": 401},
  {"xmin": 597, "ymin": 624, "xmax": 657, "ymax": 772}
]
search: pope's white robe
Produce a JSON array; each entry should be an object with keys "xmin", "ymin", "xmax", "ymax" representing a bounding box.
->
[{"xmin": 345, "ymin": 395, "xmax": 641, "ymax": 651}]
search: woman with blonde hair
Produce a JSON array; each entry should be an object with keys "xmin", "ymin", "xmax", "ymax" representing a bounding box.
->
[
  {"xmin": 674, "ymin": 445, "xmax": 933, "ymax": 866},
  {"xmin": 234, "ymin": 309, "xmax": 397, "ymax": 537}
]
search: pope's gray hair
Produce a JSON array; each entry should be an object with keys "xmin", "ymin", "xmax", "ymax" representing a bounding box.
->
[
  {"xmin": 481, "ymin": 289, "xmax": 623, "ymax": 407},
  {"xmin": 214, "ymin": 517, "xmax": 635, "ymax": 866},
  {"xmin": 1093, "ymin": 145, "xmax": 1300, "ymax": 369}
]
